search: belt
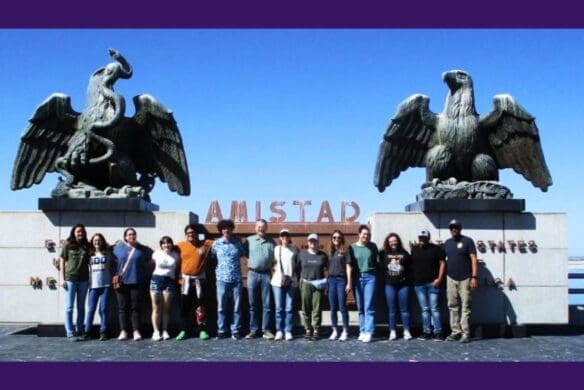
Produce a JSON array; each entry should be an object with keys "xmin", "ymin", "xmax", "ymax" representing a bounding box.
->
[{"xmin": 248, "ymin": 268, "xmax": 270, "ymax": 274}]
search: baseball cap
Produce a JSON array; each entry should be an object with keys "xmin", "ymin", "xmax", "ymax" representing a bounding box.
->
[
  {"xmin": 448, "ymin": 219, "xmax": 462, "ymax": 229},
  {"xmin": 307, "ymin": 233, "xmax": 319, "ymax": 241},
  {"xmin": 279, "ymin": 229, "xmax": 291, "ymax": 236},
  {"xmin": 418, "ymin": 230, "xmax": 431, "ymax": 239}
]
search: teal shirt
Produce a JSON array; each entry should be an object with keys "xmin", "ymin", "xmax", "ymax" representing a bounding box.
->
[
  {"xmin": 245, "ymin": 234, "xmax": 275, "ymax": 271},
  {"xmin": 350, "ymin": 243, "xmax": 379, "ymax": 273}
]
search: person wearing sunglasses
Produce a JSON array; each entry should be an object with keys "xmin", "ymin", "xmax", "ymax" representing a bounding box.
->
[{"xmin": 326, "ymin": 230, "xmax": 352, "ymax": 341}]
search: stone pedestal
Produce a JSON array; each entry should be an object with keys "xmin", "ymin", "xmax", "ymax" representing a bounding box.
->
[
  {"xmin": 0, "ymin": 204, "xmax": 197, "ymax": 324},
  {"xmin": 368, "ymin": 206, "xmax": 568, "ymax": 325}
]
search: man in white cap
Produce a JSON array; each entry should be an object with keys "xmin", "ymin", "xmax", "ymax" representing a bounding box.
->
[
  {"xmin": 444, "ymin": 219, "xmax": 478, "ymax": 343},
  {"xmin": 411, "ymin": 229, "xmax": 446, "ymax": 341}
]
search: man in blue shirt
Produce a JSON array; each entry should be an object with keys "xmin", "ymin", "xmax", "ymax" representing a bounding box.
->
[
  {"xmin": 243, "ymin": 219, "xmax": 276, "ymax": 340},
  {"xmin": 211, "ymin": 219, "xmax": 244, "ymax": 340},
  {"xmin": 444, "ymin": 219, "xmax": 478, "ymax": 344}
]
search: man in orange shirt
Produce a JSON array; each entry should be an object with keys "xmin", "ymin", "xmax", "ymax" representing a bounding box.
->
[{"xmin": 175, "ymin": 224, "xmax": 214, "ymax": 340}]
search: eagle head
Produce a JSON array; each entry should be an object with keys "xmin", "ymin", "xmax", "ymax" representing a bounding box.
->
[{"xmin": 442, "ymin": 69, "xmax": 473, "ymax": 93}]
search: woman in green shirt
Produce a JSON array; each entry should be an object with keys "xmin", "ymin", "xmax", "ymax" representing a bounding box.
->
[
  {"xmin": 59, "ymin": 224, "xmax": 91, "ymax": 340},
  {"xmin": 350, "ymin": 224, "xmax": 379, "ymax": 343}
]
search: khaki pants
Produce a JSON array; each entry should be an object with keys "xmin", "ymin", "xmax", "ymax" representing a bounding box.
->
[{"xmin": 447, "ymin": 276, "xmax": 472, "ymax": 336}]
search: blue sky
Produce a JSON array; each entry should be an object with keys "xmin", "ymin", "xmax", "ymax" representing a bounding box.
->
[{"xmin": 0, "ymin": 29, "xmax": 581, "ymax": 254}]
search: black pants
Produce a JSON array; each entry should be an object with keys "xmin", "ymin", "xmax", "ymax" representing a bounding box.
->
[
  {"xmin": 115, "ymin": 283, "xmax": 145, "ymax": 332},
  {"xmin": 180, "ymin": 279, "xmax": 207, "ymax": 334}
]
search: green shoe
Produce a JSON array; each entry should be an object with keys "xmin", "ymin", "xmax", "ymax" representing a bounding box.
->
[
  {"xmin": 199, "ymin": 330, "xmax": 210, "ymax": 340},
  {"xmin": 176, "ymin": 331, "xmax": 186, "ymax": 341}
]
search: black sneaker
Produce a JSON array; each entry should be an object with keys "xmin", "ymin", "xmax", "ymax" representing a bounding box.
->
[
  {"xmin": 99, "ymin": 332, "xmax": 108, "ymax": 341},
  {"xmin": 418, "ymin": 333, "xmax": 432, "ymax": 341},
  {"xmin": 231, "ymin": 333, "xmax": 242, "ymax": 340},
  {"xmin": 446, "ymin": 333, "xmax": 462, "ymax": 342},
  {"xmin": 216, "ymin": 332, "xmax": 228, "ymax": 340},
  {"xmin": 433, "ymin": 333, "xmax": 445, "ymax": 341}
]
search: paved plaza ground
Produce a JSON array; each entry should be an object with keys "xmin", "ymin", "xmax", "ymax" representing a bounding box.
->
[{"xmin": 1, "ymin": 324, "xmax": 583, "ymax": 362}]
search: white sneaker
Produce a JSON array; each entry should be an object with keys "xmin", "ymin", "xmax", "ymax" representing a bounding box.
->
[
  {"xmin": 339, "ymin": 330, "xmax": 349, "ymax": 342},
  {"xmin": 329, "ymin": 328, "xmax": 338, "ymax": 341},
  {"xmin": 133, "ymin": 330, "xmax": 142, "ymax": 341},
  {"xmin": 389, "ymin": 330, "xmax": 397, "ymax": 341},
  {"xmin": 361, "ymin": 333, "xmax": 372, "ymax": 343},
  {"xmin": 404, "ymin": 330, "xmax": 412, "ymax": 340},
  {"xmin": 357, "ymin": 333, "xmax": 364, "ymax": 341},
  {"xmin": 118, "ymin": 330, "xmax": 128, "ymax": 341},
  {"xmin": 285, "ymin": 332, "xmax": 293, "ymax": 341},
  {"xmin": 275, "ymin": 331, "xmax": 284, "ymax": 340},
  {"xmin": 152, "ymin": 331, "xmax": 161, "ymax": 341},
  {"xmin": 162, "ymin": 331, "xmax": 170, "ymax": 340}
]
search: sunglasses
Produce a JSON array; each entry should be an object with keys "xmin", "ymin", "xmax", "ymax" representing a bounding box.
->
[{"xmin": 332, "ymin": 236, "xmax": 342, "ymax": 240}]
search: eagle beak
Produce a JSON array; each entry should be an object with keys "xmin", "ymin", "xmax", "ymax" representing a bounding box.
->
[{"xmin": 442, "ymin": 71, "xmax": 458, "ymax": 91}]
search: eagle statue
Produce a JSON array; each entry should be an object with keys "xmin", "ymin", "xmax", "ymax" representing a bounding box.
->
[
  {"xmin": 374, "ymin": 70, "xmax": 552, "ymax": 199},
  {"xmin": 11, "ymin": 49, "xmax": 190, "ymax": 200}
]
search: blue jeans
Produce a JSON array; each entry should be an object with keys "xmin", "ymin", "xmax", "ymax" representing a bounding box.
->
[
  {"xmin": 328, "ymin": 276, "xmax": 349, "ymax": 328},
  {"xmin": 247, "ymin": 270, "xmax": 272, "ymax": 332},
  {"xmin": 272, "ymin": 285, "xmax": 296, "ymax": 333},
  {"xmin": 64, "ymin": 281, "xmax": 89, "ymax": 337},
  {"xmin": 415, "ymin": 283, "xmax": 442, "ymax": 334},
  {"xmin": 216, "ymin": 280, "xmax": 242, "ymax": 335},
  {"xmin": 354, "ymin": 272, "xmax": 376, "ymax": 334},
  {"xmin": 85, "ymin": 287, "xmax": 111, "ymax": 334},
  {"xmin": 384, "ymin": 283, "xmax": 411, "ymax": 331}
]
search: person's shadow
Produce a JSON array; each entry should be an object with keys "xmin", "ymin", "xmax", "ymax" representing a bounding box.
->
[{"xmin": 470, "ymin": 261, "xmax": 517, "ymax": 336}]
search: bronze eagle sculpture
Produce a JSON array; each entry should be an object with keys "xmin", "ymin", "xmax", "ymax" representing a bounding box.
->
[
  {"xmin": 11, "ymin": 49, "xmax": 190, "ymax": 200},
  {"xmin": 374, "ymin": 70, "xmax": 552, "ymax": 199}
]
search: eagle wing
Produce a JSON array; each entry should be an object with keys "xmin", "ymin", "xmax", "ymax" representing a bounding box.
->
[
  {"xmin": 11, "ymin": 93, "xmax": 79, "ymax": 190},
  {"xmin": 479, "ymin": 94, "xmax": 552, "ymax": 191},
  {"xmin": 374, "ymin": 94, "xmax": 437, "ymax": 192},
  {"xmin": 130, "ymin": 94, "xmax": 191, "ymax": 196}
]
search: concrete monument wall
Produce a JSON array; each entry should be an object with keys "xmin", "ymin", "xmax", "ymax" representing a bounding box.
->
[
  {"xmin": 369, "ymin": 211, "xmax": 568, "ymax": 325},
  {"xmin": 0, "ymin": 210, "xmax": 197, "ymax": 324}
]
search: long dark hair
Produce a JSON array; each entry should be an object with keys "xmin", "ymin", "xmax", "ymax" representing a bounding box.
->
[
  {"xmin": 89, "ymin": 233, "xmax": 111, "ymax": 256},
  {"xmin": 382, "ymin": 232, "xmax": 404, "ymax": 253},
  {"xmin": 326, "ymin": 230, "xmax": 347, "ymax": 255},
  {"xmin": 66, "ymin": 224, "xmax": 89, "ymax": 249}
]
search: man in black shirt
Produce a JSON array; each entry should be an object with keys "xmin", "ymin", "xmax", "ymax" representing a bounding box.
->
[
  {"xmin": 444, "ymin": 219, "xmax": 478, "ymax": 344},
  {"xmin": 411, "ymin": 230, "xmax": 446, "ymax": 341}
]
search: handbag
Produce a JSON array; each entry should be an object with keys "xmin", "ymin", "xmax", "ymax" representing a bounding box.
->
[
  {"xmin": 279, "ymin": 247, "xmax": 292, "ymax": 287},
  {"xmin": 113, "ymin": 246, "xmax": 136, "ymax": 290},
  {"xmin": 112, "ymin": 275, "xmax": 122, "ymax": 289}
]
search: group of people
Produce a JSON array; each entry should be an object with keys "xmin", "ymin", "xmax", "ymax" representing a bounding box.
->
[
  {"xmin": 58, "ymin": 223, "xmax": 213, "ymax": 342},
  {"xmin": 57, "ymin": 218, "xmax": 478, "ymax": 344}
]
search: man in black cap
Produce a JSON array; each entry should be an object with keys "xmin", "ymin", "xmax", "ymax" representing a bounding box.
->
[
  {"xmin": 411, "ymin": 230, "xmax": 446, "ymax": 341},
  {"xmin": 444, "ymin": 219, "xmax": 478, "ymax": 343}
]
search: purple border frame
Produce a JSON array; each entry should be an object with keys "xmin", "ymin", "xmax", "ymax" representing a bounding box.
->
[
  {"xmin": 1, "ymin": 0, "xmax": 584, "ymax": 388},
  {"xmin": 2, "ymin": 0, "xmax": 584, "ymax": 27}
]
